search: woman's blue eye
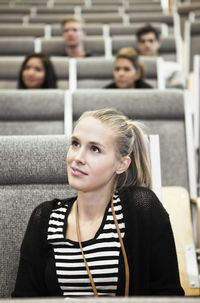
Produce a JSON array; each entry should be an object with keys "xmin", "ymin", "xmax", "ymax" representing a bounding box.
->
[{"xmin": 91, "ymin": 145, "xmax": 100, "ymax": 153}]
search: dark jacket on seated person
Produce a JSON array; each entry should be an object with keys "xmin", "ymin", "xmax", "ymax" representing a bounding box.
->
[{"xmin": 105, "ymin": 79, "xmax": 152, "ymax": 89}]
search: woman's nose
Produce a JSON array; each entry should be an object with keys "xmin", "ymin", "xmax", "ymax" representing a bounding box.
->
[{"xmin": 74, "ymin": 148, "xmax": 86, "ymax": 164}]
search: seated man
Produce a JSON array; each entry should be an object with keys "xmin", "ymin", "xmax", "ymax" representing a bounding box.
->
[
  {"xmin": 136, "ymin": 24, "xmax": 185, "ymax": 89},
  {"xmin": 61, "ymin": 15, "xmax": 91, "ymax": 58}
]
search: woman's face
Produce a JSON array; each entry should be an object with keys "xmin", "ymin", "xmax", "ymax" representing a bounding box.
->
[
  {"xmin": 114, "ymin": 58, "xmax": 138, "ymax": 88},
  {"xmin": 22, "ymin": 57, "xmax": 45, "ymax": 89},
  {"xmin": 67, "ymin": 117, "xmax": 126, "ymax": 195}
]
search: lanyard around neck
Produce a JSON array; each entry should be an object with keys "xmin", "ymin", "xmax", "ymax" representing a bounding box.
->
[{"xmin": 75, "ymin": 197, "xmax": 130, "ymax": 297}]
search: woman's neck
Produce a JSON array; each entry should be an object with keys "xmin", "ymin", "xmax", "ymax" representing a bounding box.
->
[{"xmin": 76, "ymin": 190, "xmax": 112, "ymax": 222}]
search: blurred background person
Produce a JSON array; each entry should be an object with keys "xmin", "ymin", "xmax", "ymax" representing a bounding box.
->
[
  {"xmin": 61, "ymin": 15, "xmax": 91, "ymax": 58},
  {"xmin": 136, "ymin": 24, "xmax": 185, "ymax": 89},
  {"xmin": 105, "ymin": 47, "xmax": 152, "ymax": 89},
  {"xmin": 18, "ymin": 53, "xmax": 57, "ymax": 89}
]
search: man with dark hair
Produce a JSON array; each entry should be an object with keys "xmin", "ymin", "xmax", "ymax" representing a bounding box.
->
[
  {"xmin": 61, "ymin": 15, "xmax": 90, "ymax": 58},
  {"xmin": 136, "ymin": 25, "xmax": 185, "ymax": 89},
  {"xmin": 136, "ymin": 25, "xmax": 161, "ymax": 57}
]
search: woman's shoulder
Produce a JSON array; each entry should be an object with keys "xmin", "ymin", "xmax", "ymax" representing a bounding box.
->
[
  {"xmin": 30, "ymin": 196, "xmax": 76, "ymax": 222},
  {"xmin": 118, "ymin": 186, "xmax": 167, "ymax": 214}
]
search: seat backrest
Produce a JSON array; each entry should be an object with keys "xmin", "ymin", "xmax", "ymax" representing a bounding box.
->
[
  {"xmin": 0, "ymin": 23, "xmax": 45, "ymax": 37},
  {"xmin": 0, "ymin": 56, "xmax": 23, "ymax": 89},
  {"xmin": 0, "ymin": 135, "xmax": 76, "ymax": 298},
  {"xmin": 40, "ymin": 36, "xmax": 106, "ymax": 56},
  {"xmin": 184, "ymin": 20, "xmax": 200, "ymax": 75},
  {"xmin": 0, "ymin": 89, "xmax": 67, "ymax": 135},
  {"xmin": 109, "ymin": 22, "xmax": 166, "ymax": 37},
  {"xmin": 70, "ymin": 89, "xmax": 197, "ymax": 197},
  {"xmin": 0, "ymin": 37, "xmax": 35, "ymax": 56},
  {"xmin": 74, "ymin": 56, "xmax": 159, "ymax": 89}
]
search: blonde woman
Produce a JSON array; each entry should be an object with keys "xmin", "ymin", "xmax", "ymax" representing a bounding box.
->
[{"xmin": 13, "ymin": 108, "xmax": 184, "ymax": 297}]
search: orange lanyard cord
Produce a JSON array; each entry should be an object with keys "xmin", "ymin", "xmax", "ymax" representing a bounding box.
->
[{"xmin": 75, "ymin": 197, "xmax": 130, "ymax": 297}]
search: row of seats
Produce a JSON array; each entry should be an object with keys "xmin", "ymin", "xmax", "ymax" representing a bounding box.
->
[
  {"xmin": 0, "ymin": 55, "xmax": 166, "ymax": 90},
  {"xmin": 0, "ymin": 22, "xmax": 169, "ymax": 38},
  {"xmin": 0, "ymin": 88, "xmax": 197, "ymax": 197},
  {"xmin": 0, "ymin": 35, "xmax": 180, "ymax": 60}
]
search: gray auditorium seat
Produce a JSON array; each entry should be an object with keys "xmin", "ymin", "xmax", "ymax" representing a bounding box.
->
[
  {"xmin": 0, "ymin": 135, "xmax": 76, "ymax": 298},
  {"xmin": 184, "ymin": 20, "xmax": 200, "ymax": 75},
  {"xmin": 109, "ymin": 23, "xmax": 167, "ymax": 37},
  {"xmin": 0, "ymin": 89, "xmax": 67, "ymax": 135},
  {"xmin": 69, "ymin": 89, "xmax": 197, "ymax": 198},
  {"xmin": 0, "ymin": 37, "xmax": 35, "ymax": 56},
  {"xmin": 36, "ymin": 6, "xmax": 75, "ymax": 14},
  {"xmin": 73, "ymin": 56, "xmax": 161, "ymax": 89},
  {"xmin": 51, "ymin": 57, "xmax": 69, "ymax": 89},
  {"xmin": 81, "ymin": 13, "xmax": 124, "ymax": 24},
  {"xmin": 0, "ymin": 24, "xmax": 45, "ymax": 37},
  {"xmin": 178, "ymin": 2, "xmax": 200, "ymax": 37},
  {"xmin": 193, "ymin": 55, "xmax": 200, "ymax": 195},
  {"xmin": 0, "ymin": 56, "xmax": 23, "ymax": 89},
  {"xmin": 40, "ymin": 36, "xmax": 106, "ymax": 57}
]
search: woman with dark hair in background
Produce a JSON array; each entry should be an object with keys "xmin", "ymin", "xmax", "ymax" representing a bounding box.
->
[
  {"xmin": 105, "ymin": 47, "xmax": 152, "ymax": 89},
  {"xmin": 18, "ymin": 53, "xmax": 57, "ymax": 89}
]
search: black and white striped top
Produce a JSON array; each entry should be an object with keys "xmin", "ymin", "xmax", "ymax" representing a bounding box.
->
[{"xmin": 47, "ymin": 194, "xmax": 125, "ymax": 297}]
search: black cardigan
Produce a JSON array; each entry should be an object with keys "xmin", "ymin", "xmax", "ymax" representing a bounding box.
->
[
  {"xmin": 12, "ymin": 186, "xmax": 184, "ymax": 297},
  {"xmin": 104, "ymin": 79, "xmax": 152, "ymax": 89}
]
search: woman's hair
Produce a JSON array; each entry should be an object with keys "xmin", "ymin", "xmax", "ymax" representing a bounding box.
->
[
  {"xmin": 18, "ymin": 53, "xmax": 57, "ymax": 89},
  {"xmin": 78, "ymin": 108, "xmax": 152, "ymax": 190},
  {"xmin": 115, "ymin": 47, "xmax": 145, "ymax": 79}
]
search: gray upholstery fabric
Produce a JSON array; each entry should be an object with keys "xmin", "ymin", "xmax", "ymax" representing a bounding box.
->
[
  {"xmin": 0, "ymin": 6, "xmax": 31, "ymax": 14},
  {"xmin": 82, "ymin": 13, "xmax": 124, "ymax": 23},
  {"xmin": 0, "ymin": 56, "xmax": 24, "ymax": 80},
  {"xmin": 129, "ymin": 13, "xmax": 174, "ymax": 26},
  {"xmin": 0, "ymin": 184, "xmax": 75, "ymax": 298},
  {"xmin": 0, "ymin": 90, "xmax": 64, "ymax": 120},
  {"xmin": 0, "ymin": 37, "xmax": 35, "ymax": 56},
  {"xmin": 190, "ymin": 22, "xmax": 200, "ymax": 72},
  {"xmin": 72, "ymin": 89, "xmax": 188, "ymax": 189},
  {"xmin": 110, "ymin": 23, "xmax": 162, "ymax": 36},
  {"xmin": 36, "ymin": 6, "xmax": 74, "ymax": 14},
  {"xmin": 76, "ymin": 57, "xmax": 158, "ymax": 88},
  {"xmin": 0, "ymin": 134, "xmax": 77, "ymax": 297},
  {"xmin": 41, "ymin": 37, "xmax": 105, "ymax": 56},
  {"xmin": 0, "ymin": 16, "xmax": 24, "ymax": 23},
  {"xmin": 0, "ymin": 135, "xmax": 76, "ymax": 297},
  {"xmin": 0, "ymin": 90, "xmax": 65, "ymax": 135},
  {"xmin": 0, "ymin": 135, "xmax": 69, "ymax": 184},
  {"xmin": 0, "ymin": 24, "xmax": 45, "ymax": 37}
]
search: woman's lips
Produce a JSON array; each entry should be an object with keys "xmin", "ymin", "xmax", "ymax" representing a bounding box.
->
[{"xmin": 71, "ymin": 167, "xmax": 88, "ymax": 176}]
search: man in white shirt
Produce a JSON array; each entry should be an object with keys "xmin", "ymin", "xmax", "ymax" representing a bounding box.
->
[{"xmin": 136, "ymin": 24, "xmax": 185, "ymax": 89}]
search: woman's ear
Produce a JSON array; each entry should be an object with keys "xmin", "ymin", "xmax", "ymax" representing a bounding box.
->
[{"xmin": 116, "ymin": 156, "xmax": 131, "ymax": 174}]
